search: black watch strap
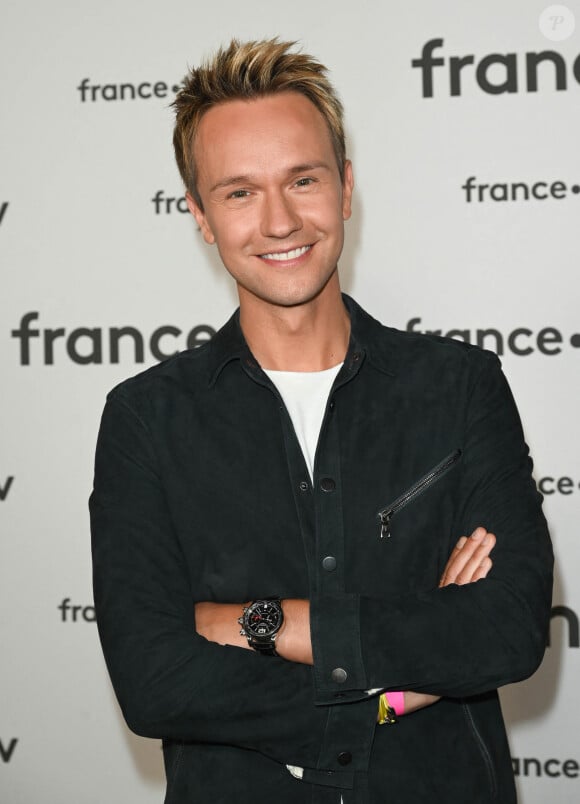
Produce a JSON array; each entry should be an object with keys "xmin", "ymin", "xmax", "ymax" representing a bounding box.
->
[{"xmin": 250, "ymin": 640, "xmax": 278, "ymax": 657}]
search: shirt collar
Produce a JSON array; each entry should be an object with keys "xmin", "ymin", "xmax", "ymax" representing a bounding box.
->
[{"xmin": 207, "ymin": 294, "xmax": 397, "ymax": 388}]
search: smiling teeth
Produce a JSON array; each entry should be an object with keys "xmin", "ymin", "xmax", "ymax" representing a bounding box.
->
[{"xmin": 261, "ymin": 245, "xmax": 311, "ymax": 261}]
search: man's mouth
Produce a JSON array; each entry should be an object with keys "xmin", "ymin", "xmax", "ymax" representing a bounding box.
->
[{"xmin": 259, "ymin": 245, "xmax": 312, "ymax": 262}]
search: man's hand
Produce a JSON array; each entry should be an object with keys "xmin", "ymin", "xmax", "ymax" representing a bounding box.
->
[{"xmin": 439, "ymin": 526, "xmax": 496, "ymax": 588}]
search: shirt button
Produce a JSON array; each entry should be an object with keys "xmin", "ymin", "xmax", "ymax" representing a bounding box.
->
[
  {"xmin": 322, "ymin": 556, "xmax": 337, "ymax": 572},
  {"xmin": 331, "ymin": 667, "xmax": 348, "ymax": 684},
  {"xmin": 299, "ymin": 480, "xmax": 309, "ymax": 492},
  {"xmin": 320, "ymin": 477, "xmax": 336, "ymax": 492},
  {"xmin": 337, "ymin": 752, "xmax": 352, "ymax": 766}
]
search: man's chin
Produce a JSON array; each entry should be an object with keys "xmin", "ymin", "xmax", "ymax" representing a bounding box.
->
[{"xmin": 238, "ymin": 272, "xmax": 340, "ymax": 311}]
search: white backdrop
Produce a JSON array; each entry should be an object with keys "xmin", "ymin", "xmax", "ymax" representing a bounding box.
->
[{"xmin": 1, "ymin": 1, "xmax": 578, "ymax": 802}]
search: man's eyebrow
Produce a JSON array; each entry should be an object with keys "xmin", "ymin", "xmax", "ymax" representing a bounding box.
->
[
  {"xmin": 210, "ymin": 175, "xmax": 253, "ymax": 193},
  {"xmin": 287, "ymin": 161, "xmax": 332, "ymax": 174},
  {"xmin": 209, "ymin": 163, "xmax": 332, "ymax": 194}
]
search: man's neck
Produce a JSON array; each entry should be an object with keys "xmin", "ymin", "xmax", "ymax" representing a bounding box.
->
[{"xmin": 238, "ymin": 282, "xmax": 350, "ymax": 372}]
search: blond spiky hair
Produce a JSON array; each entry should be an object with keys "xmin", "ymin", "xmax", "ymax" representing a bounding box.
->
[{"xmin": 172, "ymin": 38, "xmax": 346, "ymax": 208}]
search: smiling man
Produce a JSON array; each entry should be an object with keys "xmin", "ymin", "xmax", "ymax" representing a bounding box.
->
[{"xmin": 90, "ymin": 39, "xmax": 553, "ymax": 804}]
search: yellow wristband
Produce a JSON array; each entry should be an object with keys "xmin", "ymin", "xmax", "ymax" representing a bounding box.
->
[{"xmin": 377, "ymin": 692, "xmax": 398, "ymax": 725}]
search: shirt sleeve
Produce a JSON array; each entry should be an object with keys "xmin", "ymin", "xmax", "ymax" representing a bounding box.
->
[
  {"xmin": 311, "ymin": 351, "xmax": 553, "ymax": 703},
  {"xmin": 90, "ymin": 391, "xmax": 339, "ymax": 767}
]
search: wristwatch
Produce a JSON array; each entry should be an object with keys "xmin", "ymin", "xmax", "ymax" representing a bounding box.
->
[{"xmin": 238, "ymin": 598, "xmax": 284, "ymax": 656}]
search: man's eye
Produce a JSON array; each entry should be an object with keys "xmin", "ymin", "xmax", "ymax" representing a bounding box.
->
[
  {"xmin": 228, "ymin": 189, "xmax": 250, "ymax": 199},
  {"xmin": 295, "ymin": 177, "xmax": 314, "ymax": 187}
]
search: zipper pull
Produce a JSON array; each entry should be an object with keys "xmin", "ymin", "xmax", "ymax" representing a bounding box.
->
[{"xmin": 379, "ymin": 511, "xmax": 392, "ymax": 539}]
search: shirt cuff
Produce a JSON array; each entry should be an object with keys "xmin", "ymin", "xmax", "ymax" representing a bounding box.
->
[{"xmin": 310, "ymin": 593, "xmax": 369, "ymax": 704}]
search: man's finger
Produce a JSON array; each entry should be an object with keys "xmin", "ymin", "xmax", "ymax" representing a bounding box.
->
[
  {"xmin": 466, "ymin": 557, "xmax": 493, "ymax": 584},
  {"xmin": 438, "ymin": 535, "xmax": 469, "ymax": 587},
  {"xmin": 440, "ymin": 528, "xmax": 486, "ymax": 585},
  {"xmin": 454, "ymin": 534, "xmax": 496, "ymax": 584}
]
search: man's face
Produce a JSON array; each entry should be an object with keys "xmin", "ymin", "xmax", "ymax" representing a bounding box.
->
[{"xmin": 187, "ymin": 91, "xmax": 353, "ymax": 310}]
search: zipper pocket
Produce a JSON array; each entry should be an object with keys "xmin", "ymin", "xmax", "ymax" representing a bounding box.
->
[{"xmin": 377, "ymin": 448, "xmax": 461, "ymax": 539}]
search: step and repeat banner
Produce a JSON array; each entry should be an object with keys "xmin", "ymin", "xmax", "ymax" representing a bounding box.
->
[{"xmin": 1, "ymin": 1, "xmax": 578, "ymax": 802}]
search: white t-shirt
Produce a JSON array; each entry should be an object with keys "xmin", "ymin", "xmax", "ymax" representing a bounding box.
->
[{"xmin": 264, "ymin": 362, "xmax": 343, "ymax": 479}]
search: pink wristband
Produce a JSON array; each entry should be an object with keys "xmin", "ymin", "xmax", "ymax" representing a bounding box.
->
[{"xmin": 385, "ymin": 691, "xmax": 405, "ymax": 716}]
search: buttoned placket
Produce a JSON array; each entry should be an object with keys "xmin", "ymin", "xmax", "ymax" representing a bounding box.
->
[{"xmin": 241, "ymin": 347, "xmax": 377, "ymax": 803}]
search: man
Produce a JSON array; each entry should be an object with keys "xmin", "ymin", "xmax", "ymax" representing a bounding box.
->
[{"xmin": 90, "ymin": 39, "xmax": 553, "ymax": 803}]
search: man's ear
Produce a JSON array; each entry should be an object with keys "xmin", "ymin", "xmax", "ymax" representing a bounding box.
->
[
  {"xmin": 185, "ymin": 192, "xmax": 215, "ymax": 245},
  {"xmin": 342, "ymin": 160, "xmax": 354, "ymax": 221}
]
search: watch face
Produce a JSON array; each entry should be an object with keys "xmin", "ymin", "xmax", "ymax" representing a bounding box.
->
[{"xmin": 244, "ymin": 600, "xmax": 283, "ymax": 638}]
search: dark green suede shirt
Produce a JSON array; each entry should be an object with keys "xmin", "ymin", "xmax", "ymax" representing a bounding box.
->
[{"xmin": 90, "ymin": 296, "xmax": 552, "ymax": 804}]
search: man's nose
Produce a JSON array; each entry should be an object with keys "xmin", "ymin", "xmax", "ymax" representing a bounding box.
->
[{"xmin": 260, "ymin": 190, "xmax": 301, "ymax": 239}]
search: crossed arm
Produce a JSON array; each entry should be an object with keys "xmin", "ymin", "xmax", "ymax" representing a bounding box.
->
[{"xmin": 195, "ymin": 526, "xmax": 496, "ymax": 716}]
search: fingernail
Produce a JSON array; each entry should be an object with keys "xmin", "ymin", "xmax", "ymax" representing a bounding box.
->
[{"xmin": 471, "ymin": 529, "xmax": 484, "ymax": 540}]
